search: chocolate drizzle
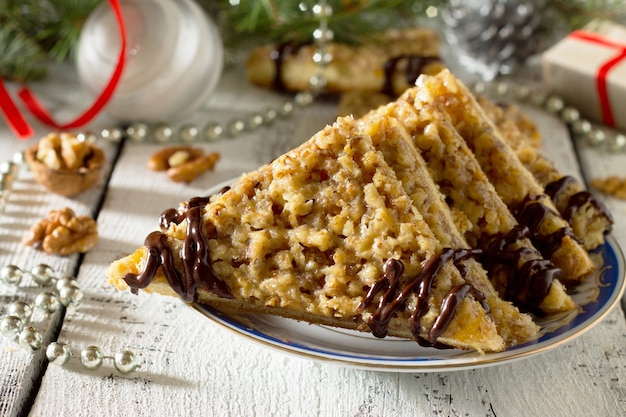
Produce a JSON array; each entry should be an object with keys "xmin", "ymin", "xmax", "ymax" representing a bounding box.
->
[
  {"xmin": 270, "ymin": 43, "xmax": 298, "ymax": 92},
  {"xmin": 544, "ymin": 175, "xmax": 613, "ymax": 231},
  {"xmin": 513, "ymin": 194, "xmax": 580, "ymax": 258},
  {"xmin": 382, "ymin": 55, "xmax": 441, "ymax": 96},
  {"xmin": 480, "ymin": 225, "xmax": 562, "ymax": 313},
  {"xmin": 160, "ymin": 196, "xmax": 212, "ymax": 231},
  {"xmin": 123, "ymin": 191, "xmax": 232, "ymax": 302},
  {"xmin": 359, "ymin": 249, "xmax": 484, "ymax": 348}
]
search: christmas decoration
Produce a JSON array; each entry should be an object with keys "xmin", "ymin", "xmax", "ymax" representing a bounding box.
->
[
  {"xmin": 214, "ymin": 0, "xmax": 437, "ymax": 48},
  {"xmin": 441, "ymin": 0, "xmax": 556, "ymax": 80},
  {"xmin": 0, "ymin": 264, "xmax": 140, "ymax": 374},
  {"xmin": 0, "ymin": 0, "xmax": 101, "ymax": 82},
  {"xmin": 77, "ymin": 0, "xmax": 224, "ymax": 122},
  {"xmin": 0, "ymin": 0, "xmax": 126, "ymax": 140},
  {"xmin": 543, "ymin": 19, "xmax": 626, "ymax": 130},
  {"xmin": 3, "ymin": 1, "xmax": 626, "ymax": 83}
]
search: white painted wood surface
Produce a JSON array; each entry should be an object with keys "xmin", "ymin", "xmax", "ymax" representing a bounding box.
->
[{"xmin": 0, "ymin": 63, "xmax": 625, "ymax": 417}]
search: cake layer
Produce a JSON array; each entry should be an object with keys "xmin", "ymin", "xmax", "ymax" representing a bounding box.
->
[
  {"xmin": 479, "ymin": 97, "xmax": 613, "ymax": 250},
  {"xmin": 410, "ymin": 70, "xmax": 595, "ymax": 281},
  {"xmin": 359, "ymin": 92, "xmax": 575, "ymax": 316},
  {"xmin": 358, "ymin": 114, "xmax": 539, "ymax": 344},
  {"xmin": 246, "ymin": 28, "xmax": 444, "ymax": 95}
]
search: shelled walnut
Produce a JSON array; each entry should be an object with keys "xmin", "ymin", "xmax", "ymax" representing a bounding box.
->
[
  {"xmin": 24, "ymin": 207, "xmax": 98, "ymax": 255},
  {"xmin": 25, "ymin": 132, "xmax": 105, "ymax": 197},
  {"xmin": 148, "ymin": 146, "xmax": 220, "ymax": 183}
]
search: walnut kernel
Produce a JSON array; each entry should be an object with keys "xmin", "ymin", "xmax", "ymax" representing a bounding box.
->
[
  {"xmin": 26, "ymin": 133, "xmax": 105, "ymax": 196},
  {"xmin": 148, "ymin": 146, "xmax": 220, "ymax": 183},
  {"xmin": 591, "ymin": 176, "xmax": 626, "ymax": 200},
  {"xmin": 24, "ymin": 207, "xmax": 99, "ymax": 255}
]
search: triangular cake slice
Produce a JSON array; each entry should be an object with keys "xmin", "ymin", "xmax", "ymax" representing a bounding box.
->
[
  {"xmin": 358, "ymin": 92, "xmax": 575, "ymax": 315},
  {"xmin": 405, "ymin": 70, "xmax": 595, "ymax": 282},
  {"xmin": 478, "ymin": 96, "xmax": 613, "ymax": 250},
  {"xmin": 108, "ymin": 116, "xmax": 505, "ymax": 353},
  {"xmin": 357, "ymin": 114, "xmax": 539, "ymax": 344}
]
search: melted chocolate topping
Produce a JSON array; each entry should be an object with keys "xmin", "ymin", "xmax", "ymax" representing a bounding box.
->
[
  {"xmin": 544, "ymin": 175, "xmax": 613, "ymax": 230},
  {"xmin": 480, "ymin": 224, "xmax": 562, "ymax": 313},
  {"xmin": 382, "ymin": 55, "xmax": 441, "ymax": 96},
  {"xmin": 123, "ymin": 191, "xmax": 232, "ymax": 302},
  {"xmin": 429, "ymin": 284, "xmax": 485, "ymax": 343},
  {"xmin": 513, "ymin": 194, "xmax": 580, "ymax": 258},
  {"xmin": 360, "ymin": 249, "xmax": 484, "ymax": 348},
  {"xmin": 270, "ymin": 43, "xmax": 298, "ymax": 92},
  {"xmin": 160, "ymin": 196, "xmax": 212, "ymax": 231}
]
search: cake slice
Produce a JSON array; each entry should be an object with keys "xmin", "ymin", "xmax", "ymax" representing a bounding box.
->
[
  {"xmin": 359, "ymin": 96, "xmax": 575, "ymax": 316},
  {"xmin": 479, "ymin": 97, "xmax": 613, "ymax": 250},
  {"xmin": 410, "ymin": 70, "xmax": 595, "ymax": 282},
  {"xmin": 357, "ymin": 114, "xmax": 539, "ymax": 344},
  {"xmin": 108, "ymin": 116, "xmax": 505, "ymax": 353}
]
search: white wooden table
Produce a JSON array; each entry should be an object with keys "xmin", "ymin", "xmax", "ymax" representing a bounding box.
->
[{"xmin": 1, "ymin": 61, "xmax": 625, "ymax": 417}]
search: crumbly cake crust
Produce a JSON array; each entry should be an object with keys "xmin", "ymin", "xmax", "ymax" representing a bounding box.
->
[{"xmin": 357, "ymin": 114, "xmax": 539, "ymax": 344}]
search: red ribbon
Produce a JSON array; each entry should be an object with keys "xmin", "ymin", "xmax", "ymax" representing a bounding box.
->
[
  {"xmin": 0, "ymin": 80, "xmax": 33, "ymax": 139},
  {"xmin": 570, "ymin": 30, "xmax": 626, "ymax": 127},
  {"xmin": 0, "ymin": 0, "xmax": 126, "ymax": 140}
]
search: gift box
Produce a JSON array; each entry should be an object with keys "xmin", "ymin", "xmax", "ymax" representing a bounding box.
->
[{"xmin": 542, "ymin": 20, "xmax": 626, "ymax": 130}]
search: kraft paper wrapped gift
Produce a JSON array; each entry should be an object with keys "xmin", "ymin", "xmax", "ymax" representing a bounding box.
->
[{"xmin": 542, "ymin": 20, "xmax": 626, "ymax": 130}]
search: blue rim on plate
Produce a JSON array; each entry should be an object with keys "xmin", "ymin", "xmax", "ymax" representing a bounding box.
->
[{"xmin": 191, "ymin": 235, "xmax": 625, "ymax": 372}]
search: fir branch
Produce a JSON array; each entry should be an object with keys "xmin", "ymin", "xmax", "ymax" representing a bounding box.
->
[
  {"xmin": 0, "ymin": 0, "xmax": 99, "ymax": 81},
  {"xmin": 37, "ymin": 0, "xmax": 101, "ymax": 61},
  {"xmin": 215, "ymin": 0, "xmax": 444, "ymax": 48},
  {"xmin": 0, "ymin": 23, "xmax": 47, "ymax": 82},
  {"xmin": 2, "ymin": 0, "xmax": 626, "ymax": 82}
]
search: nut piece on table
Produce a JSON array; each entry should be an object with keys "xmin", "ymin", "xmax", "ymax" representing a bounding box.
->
[
  {"xmin": 591, "ymin": 175, "xmax": 626, "ymax": 200},
  {"xmin": 148, "ymin": 145, "xmax": 220, "ymax": 183},
  {"xmin": 25, "ymin": 132, "xmax": 105, "ymax": 197},
  {"xmin": 23, "ymin": 207, "xmax": 98, "ymax": 256}
]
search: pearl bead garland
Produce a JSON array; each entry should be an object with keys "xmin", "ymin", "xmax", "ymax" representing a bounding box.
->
[
  {"xmin": 1, "ymin": 264, "xmax": 139, "ymax": 374},
  {"xmin": 79, "ymin": 89, "xmax": 319, "ymax": 146}
]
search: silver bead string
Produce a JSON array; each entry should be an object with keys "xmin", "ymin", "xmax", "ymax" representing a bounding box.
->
[
  {"xmin": 310, "ymin": 0, "xmax": 333, "ymax": 96},
  {"xmin": 1, "ymin": 264, "xmax": 139, "ymax": 374},
  {"xmin": 0, "ymin": 152, "xmax": 24, "ymax": 214}
]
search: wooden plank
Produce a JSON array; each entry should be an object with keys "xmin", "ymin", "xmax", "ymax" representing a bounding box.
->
[{"xmin": 0, "ymin": 64, "xmax": 122, "ymax": 417}]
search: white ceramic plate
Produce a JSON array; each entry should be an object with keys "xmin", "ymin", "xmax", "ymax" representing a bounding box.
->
[{"xmin": 191, "ymin": 233, "xmax": 625, "ymax": 372}]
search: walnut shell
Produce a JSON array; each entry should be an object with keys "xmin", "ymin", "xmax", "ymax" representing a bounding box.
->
[{"xmin": 25, "ymin": 143, "xmax": 105, "ymax": 197}]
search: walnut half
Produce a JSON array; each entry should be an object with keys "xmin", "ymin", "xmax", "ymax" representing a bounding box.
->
[
  {"xmin": 24, "ymin": 207, "xmax": 99, "ymax": 255},
  {"xmin": 26, "ymin": 132, "xmax": 105, "ymax": 197},
  {"xmin": 148, "ymin": 145, "xmax": 220, "ymax": 183}
]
